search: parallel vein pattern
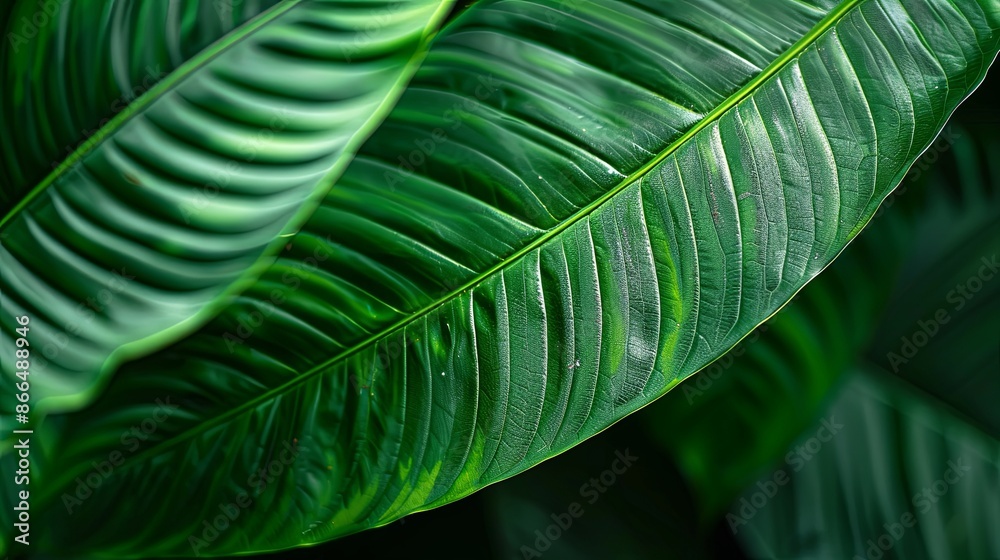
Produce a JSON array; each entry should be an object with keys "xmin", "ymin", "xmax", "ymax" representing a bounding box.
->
[
  {"xmin": 0, "ymin": 0, "xmax": 451, "ymax": 415},
  {"xmin": 0, "ymin": 0, "xmax": 281, "ymax": 210},
  {"xmin": 18, "ymin": 0, "xmax": 1000, "ymax": 556}
]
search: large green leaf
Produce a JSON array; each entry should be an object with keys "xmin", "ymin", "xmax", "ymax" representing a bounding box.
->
[
  {"xmin": 481, "ymin": 86, "xmax": 999, "ymax": 559},
  {"xmin": 7, "ymin": 0, "xmax": 1000, "ymax": 556},
  {"xmin": 646, "ymin": 113, "xmax": 1000, "ymax": 523},
  {"xmin": 483, "ymin": 88, "xmax": 1000, "ymax": 558},
  {"xmin": 0, "ymin": 0, "xmax": 453, "ymax": 415}
]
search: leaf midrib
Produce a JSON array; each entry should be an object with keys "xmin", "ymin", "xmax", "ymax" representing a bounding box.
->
[
  {"xmin": 0, "ymin": 0, "xmax": 302, "ymax": 231},
  {"xmin": 76, "ymin": 0, "xmax": 865, "ymax": 480}
]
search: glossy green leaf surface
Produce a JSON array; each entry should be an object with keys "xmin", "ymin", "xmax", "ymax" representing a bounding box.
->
[
  {"xmin": 0, "ymin": 0, "xmax": 453, "ymax": 415},
  {"xmin": 4, "ymin": 0, "xmax": 1000, "ymax": 557},
  {"xmin": 644, "ymin": 197, "xmax": 905, "ymax": 520},
  {"xmin": 0, "ymin": 0, "xmax": 281, "ymax": 205},
  {"xmin": 648, "ymin": 115, "xmax": 1000, "ymax": 524},
  {"xmin": 481, "ymin": 89, "xmax": 1000, "ymax": 560}
]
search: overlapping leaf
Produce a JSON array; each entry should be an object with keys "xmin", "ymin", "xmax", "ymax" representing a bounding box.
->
[
  {"xmin": 0, "ymin": 0, "xmax": 453, "ymax": 415},
  {"xmin": 1, "ymin": 0, "xmax": 281, "ymax": 206},
  {"xmin": 4, "ymin": 0, "xmax": 1000, "ymax": 557}
]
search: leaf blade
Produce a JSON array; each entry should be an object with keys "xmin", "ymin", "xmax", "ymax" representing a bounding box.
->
[
  {"xmin": 20, "ymin": 0, "xmax": 1000, "ymax": 556},
  {"xmin": 0, "ymin": 0, "xmax": 455, "ymax": 416}
]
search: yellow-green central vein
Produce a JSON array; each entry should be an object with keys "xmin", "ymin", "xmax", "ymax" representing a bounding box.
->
[{"xmin": 76, "ymin": 0, "xmax": 864, "ymax": 480}]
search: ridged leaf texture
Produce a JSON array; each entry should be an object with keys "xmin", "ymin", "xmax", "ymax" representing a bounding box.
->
[
  {"xmin": 1, "ymin": 0, "xmax": 997, "ymax": 556},
  {"xmin": 0, "ymin": 0, "xmax": 453, "ymax": 414}
]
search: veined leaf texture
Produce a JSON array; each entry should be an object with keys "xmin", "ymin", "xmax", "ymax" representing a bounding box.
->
[{"xmin": 1, "ymin": 0, "xmax": 997, "ymax": 556}]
